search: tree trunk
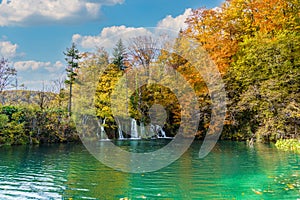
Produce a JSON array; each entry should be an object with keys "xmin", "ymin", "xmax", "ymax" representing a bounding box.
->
[{"xmin": 68, "ymin": 83, "xmax": 72, "ymax": 116}]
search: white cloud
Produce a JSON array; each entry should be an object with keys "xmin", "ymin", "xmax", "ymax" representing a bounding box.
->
[
  {"xmin": 45, "ymin": 61, "xmax": 65, "ymax": 72},
  {"xmin": 73, "ymin": 9, "xmax": 192, "ymax": 51},
  {"xmin": 14, "ymin": 60, "xmax": 64, "ymax": 72},
  {"xmin": 157, "ymin": 8, "xmax": 192, "ymax": 31},
  {"xmin": 73, "ymin": 25, "xmax": 152, "ymax": 50},
  {"xmin": 14, "ymin": 60, "xmax": 51, "ymax": 71},
  {"xmin": 0, "ymin": 0, "xmax": 124, "ymax": 26},
  {"xmin": 0, "ymin": 40, "xmax": 18, "ymax": 59}
]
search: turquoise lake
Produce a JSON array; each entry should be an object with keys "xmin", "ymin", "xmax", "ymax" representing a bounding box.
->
[{"xmin": 0, "ymin": 140, "xmax": 299, "ymax": 199}]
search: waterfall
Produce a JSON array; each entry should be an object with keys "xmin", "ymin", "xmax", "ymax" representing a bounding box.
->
[
  {"xmin": 140, "ymin": 122, "xmax": 145, "ymax": 138},
  {"xmin": 99, "ymin": 117, "xmax": 108, "ymax": 140},
  {"xmin": 116, "ymin": 118, "xmax": 124, "ymax": 139},
  {"xmin": 158, "ymin": 125, "xmax": 167, "ymax": 138},
  {"xmin": 118, "ymin": 127, "xmax": 124, "ymax": 139},
  {"xmin": 150, "ymin": 124, "xmax": 157, "ymax": 138},
  {"xmin": 131, "ymin": 118, "xmax": 139, "ymax": 139},
  {"xmin": 149, "ymin": 124, "xmax": 168, "ymax": 138},
  {"xmin": 81, "ymin": 115, "xmax": 89, "ymax": 138}
]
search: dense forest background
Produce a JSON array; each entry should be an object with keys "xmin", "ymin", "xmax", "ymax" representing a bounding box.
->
[{"xmin": 0, "ymin": 0, "xmax": 299, "ymax": 149}]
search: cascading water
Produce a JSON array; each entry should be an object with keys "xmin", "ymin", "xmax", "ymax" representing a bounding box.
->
[
  {"xmin": 99, "ymin": 118, "xmax": 108, "ymax": 140},
  {"xmin": 157, "ymin": 125, "xmax": 167, "ymax": 138},
  {"xmin": 118, "ymin": 127, "xmax": 124, "ymax": 139},
  {"xmin": 116, "ymin": 119, "xmax": 124, "ymax": 139},
  {"xmin": 150, "ymin": 124, "xmax": 157, "ymax": 138},
  {"xmin": 149, "ymin": 124, "xmax": 169, "ymax": 139},
  {"xmin": 140, "ymin": 122, "xmax": 145, "ymax": 138},
  {"xmin": 81, "ymin": 115, "xmax": 89, "ymax": 138},
  {"xmin": 131, "ymin": 118, "xmax": 139, "ymax": 139}
]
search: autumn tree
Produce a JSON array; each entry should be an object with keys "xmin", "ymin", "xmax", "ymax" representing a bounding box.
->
[
  {"xmin": 74, "ymin": 48, "xmax": 110, "ymax": 117},
  {"xmin": 126, "ymin": 36, "xmax": 162, "ymax": 124},
  {"xmin": 94, "ymin": 63, "xmax": 123, "ymax": 138},
  {"xmin": 181, "ymin": 0, "xmax": 300, "ymax": 141},
  {"xmin": 225, "ymin": 31, "xmax": 300, "ymax": 141},
  {"xmin": 127, "ymin": 35, "xmax": 162, "ymax": 69},
  {"xmin": 0, "ymin": 58, "xmax": 17, "ymax": 93},
  {"xmin": 50, "ymin": 77, "xmax": 68, "ymax": 108},
  {"xmin": 71, "ymin": 48, "xmax": 120, "ymax": 138},
  {"xmin": 184, "ymin": 0, "xmax": 300, "ymax": 75}
]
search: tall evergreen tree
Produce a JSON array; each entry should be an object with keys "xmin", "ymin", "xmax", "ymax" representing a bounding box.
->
[
  {"xmin": 64, "ymin": 43, "xmax": 81, "ymax": 116},
  {"xmin": 112, "ymin": 39, "xmax": 127, "ymax": 71}
]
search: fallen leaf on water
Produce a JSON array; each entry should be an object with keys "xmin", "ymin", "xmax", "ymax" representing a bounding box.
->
[
  {"xmin": 252, "ymin": 189, "xmax": 262, "ymax": 195},
  {"xmin": 287, "ymin": 184, "xmax": 295, "ymax": 189}
]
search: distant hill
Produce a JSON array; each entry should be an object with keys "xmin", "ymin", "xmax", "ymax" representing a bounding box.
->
[{"xmin": 0, "ymin": 90, "xmax": 58, "ymax": 106}]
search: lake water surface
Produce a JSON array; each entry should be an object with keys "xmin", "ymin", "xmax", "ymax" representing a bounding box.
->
[{"xmin": 0, "ymin": 140, "xmax": 299, "ymax": 199}]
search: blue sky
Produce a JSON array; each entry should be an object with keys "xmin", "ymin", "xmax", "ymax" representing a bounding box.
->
[{"xmin": 0, "ymin": 0, "xmax": 222, "ymax": 91}]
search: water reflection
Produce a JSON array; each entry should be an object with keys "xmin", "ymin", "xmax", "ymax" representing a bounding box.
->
[{"xmin": 0, "ymin": 141, "xmax": 299, "ymax": 199}]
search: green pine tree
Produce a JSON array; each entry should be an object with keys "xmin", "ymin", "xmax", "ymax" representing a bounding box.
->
[{"xmin": 64, "ymin": 43, "xmax": 81, "ymax": 116}]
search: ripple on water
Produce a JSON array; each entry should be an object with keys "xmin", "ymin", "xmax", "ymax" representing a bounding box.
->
[
  {"xmin": 0, "ymin": 142, "xmax": 299, "ymax": 199},
  {"xmin": 0, "ymin": 165, "xmax": 66, "ymax": 199}
]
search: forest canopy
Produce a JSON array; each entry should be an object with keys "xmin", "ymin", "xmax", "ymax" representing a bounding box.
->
[{"xmin": 0, "ymin": 0, "xmax": 299, "ymax": 145}]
